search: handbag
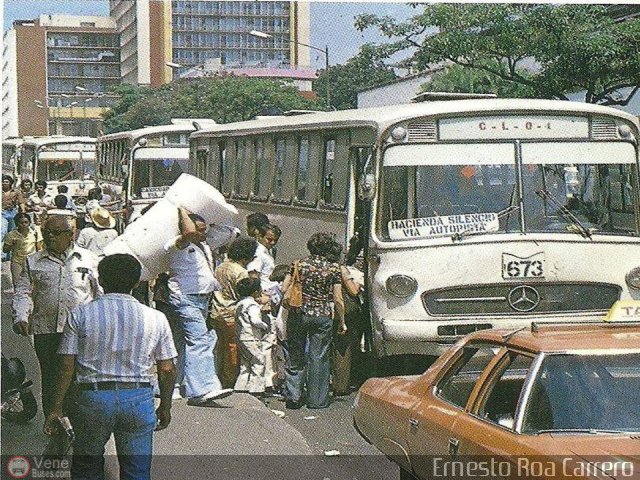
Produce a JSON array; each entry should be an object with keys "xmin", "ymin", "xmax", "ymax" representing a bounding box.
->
[{"xmin": 282, "ymin": 261, "xmax": 303, "ymax": 309}]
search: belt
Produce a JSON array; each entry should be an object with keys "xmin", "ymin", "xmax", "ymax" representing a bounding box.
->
[{"xmin": 78, "ymin": 381, "xmax": 152, "ymax": 391}]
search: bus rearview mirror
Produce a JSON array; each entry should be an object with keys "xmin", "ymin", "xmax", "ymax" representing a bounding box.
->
[{"xmin": 358, "ymin": 173, "xmax": 376, "ymax": 201}]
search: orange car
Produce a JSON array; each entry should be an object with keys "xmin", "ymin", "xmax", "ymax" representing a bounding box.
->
[{"xmin": 353, "ymin": 318, "xmax": 640, "ymax": 480}]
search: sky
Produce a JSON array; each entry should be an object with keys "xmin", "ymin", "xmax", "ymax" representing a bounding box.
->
[{"xmin": 1, "ymin": 0, "xmax": 415, "ymax": 67}]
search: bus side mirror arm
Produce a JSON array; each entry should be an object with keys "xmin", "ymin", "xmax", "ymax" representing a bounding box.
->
[{"xmin": 358, "ymin": 173, "xmax": 376, "ymax": 201}]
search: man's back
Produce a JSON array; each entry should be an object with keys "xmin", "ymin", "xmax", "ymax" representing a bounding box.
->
[{"xmin": 64, "ymin": 293, "xmax": 175, "ymax": 383}]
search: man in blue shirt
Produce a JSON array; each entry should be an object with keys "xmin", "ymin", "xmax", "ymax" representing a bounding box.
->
[{"xmin": 44, "ymin": 254, "xmax": 177, "ymax": 480}]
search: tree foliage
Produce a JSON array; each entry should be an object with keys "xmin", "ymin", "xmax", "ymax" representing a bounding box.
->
[
  {"xmin": 314, "ymin": 45, "xmax": 398, "ymax": 110},
  {"xmin": 103, "ymin": 75, "xmax": 321, "ymax": 133},
  {"xmin": 356, "ymin": 4, "xmax": 640, "ymax": 105},
  {"xmin": 423, "ymin": 62, "xmax": 537, "ymax": 98}
]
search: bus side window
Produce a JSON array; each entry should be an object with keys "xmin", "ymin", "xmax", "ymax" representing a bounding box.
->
[
  {"xmin": 218, "ymin": 141, "xmax": 226, "ymax": 193},
  {"xmin": 321, "ymin": 138, "xmax": 336, "ymax": 205},
  {"xmin": 234, "ymin": 139, "xmax": 250, "ymax": 198},
  {"xmin": 195, "ymin": 148, "xmax": 208, "ymax": 181},
  {"xmin": 222, "ymin": 139, "xmax": 235, "ymax": 196},
  {"xmin": 296, "ymin": 136, "xmax": 310, "ymax": 202},
  {"xmin": 273, "ymin": 137, "xmax": 287, "ymax": 200}
]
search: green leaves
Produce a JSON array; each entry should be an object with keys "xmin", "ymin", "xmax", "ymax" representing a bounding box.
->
[
  {"xmin": 102, "ymin": 75, "xmax": 322, "ymax": 133},
  {"xmin": 356, "ymin": 4, "xmax": 639, "ymax": 105}
]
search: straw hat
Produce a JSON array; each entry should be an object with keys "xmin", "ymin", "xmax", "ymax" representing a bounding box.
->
[{"xmin": 90, "ymin": 207, "xmax": 116, "ymax": 229}]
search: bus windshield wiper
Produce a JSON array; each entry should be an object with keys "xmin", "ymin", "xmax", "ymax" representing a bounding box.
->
[
  {"xmin": 451, "ymin": 205, "xmax": 520, "ymax": 242},
  {"xmin": 535, "ymin": 189, "xmax": 592, "ymax": 239}
]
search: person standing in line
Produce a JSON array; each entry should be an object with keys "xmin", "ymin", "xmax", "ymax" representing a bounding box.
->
[
  {"xmin": 13, "ymin": 215, "xmax": 100, "ymax": 418},
  {"xmin": 165, "ymin": 207, "xmax": 232, "ymax": 404},
  {"xmin": 76, "ymin": 207, "xmax": 118, "ymax": 257},
  {"xmin": 210, "ymin": 237, "xmax": 258, "ymax": 388},
  {"xmin": 2, "ymin": 212, "xmax": 43, "ymax": 287},
  {"xmin": 44, "ymin": 254, "xmax": 177, "ymax": 480},
  {"xmin": 56, "ymin": 184, "xmax": 76, "ymax": 211},
  {"xmin": 19, "ymin": 179, "xmax": 34, "ymax": 199},
  {"xmin": 233, "ymin": 277, "xmax": 270, "ymax": 394},
  {"xmin": 282, "ymin": 232, "xmax": 347, "ymax": 409},
  {"xmin": 246, "ymin": 223, "xmax": 281, "ymax": 391}
]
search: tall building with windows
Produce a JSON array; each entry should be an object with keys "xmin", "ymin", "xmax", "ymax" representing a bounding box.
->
[
  {"xmin": 109, "ymin": 0, "xmax": 311, "ymax": 86},
  {"xmin": 2, "ymin": 15, "xmax": 120, "ymax": 139}
]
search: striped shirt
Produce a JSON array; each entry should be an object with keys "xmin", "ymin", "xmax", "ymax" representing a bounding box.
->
[{"xmin": 58, "ymin": 293, "xmax": 177, "ymax": 383}]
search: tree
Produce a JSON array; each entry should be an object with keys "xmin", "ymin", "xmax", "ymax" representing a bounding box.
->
[
  {"xmin": 103, "ymin": 75, "xmax": 322, "ymax": 133},
  {"xmin": 423, "ymin": 62, "xmax": 537, "ymax": 98},
  {"xmin": 356, "ymin": 4, "xmax": 640, "ymax": 105},
  {"xmin": 314, "ymin": 45, "xmax": 398, "ymax": 110}
]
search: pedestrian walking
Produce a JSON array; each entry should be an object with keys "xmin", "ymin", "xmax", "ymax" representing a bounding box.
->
[
  {"xmin": 44, "ymin": 254, "xmax": 177, "ymax": 480},
  {"xmin": 12, "ymin": 215, "xmax": 100, "ymax": 418},
  {"xmin": 2, "ymin": 212, "xmax": 43, "ymax": 287},
  {"xmin": 282, "ymin": 232, "xmax": 347, "ymax": 409},
  {"xmin": 210, "ymin": 236, "xmax": 258, "ymax": 388},
  {"xmin": 246, "ymin": 212, "xmax": 269, "ymax": 238},
  {"xmin": 234, "ymin": 277, "xmax": 270, "ymax": 394},
  {"xmin": 28, "ymin": 180, "xmax": 53, "ymax": 223},
  {"xmin": 165, "ymin": 207, "xmax": 232, "ymax": 404},
  {"xmin": 2, "ymin": 175, "xmax": 26, "ymax": 259},
  {"xmin": 76, "ymin": 207, "xmax": 118, "ymax": 257}
]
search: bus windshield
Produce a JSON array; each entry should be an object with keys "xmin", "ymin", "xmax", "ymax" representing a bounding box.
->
[
  {"xmin": 130, "ymin": 158, "xmax": 188, "ymax": 198},
  {"xmin": 37, "ymin": 158, "xmax": 95, "ymax": 182},
  {"xmin": 379, "ymin": 142, "xmax": 638, "ymax": 240}
]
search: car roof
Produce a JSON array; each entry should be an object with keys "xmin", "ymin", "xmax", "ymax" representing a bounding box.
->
[{"xmin": 464, "ymin": 323, "xmax": 640, "ymax": 353}]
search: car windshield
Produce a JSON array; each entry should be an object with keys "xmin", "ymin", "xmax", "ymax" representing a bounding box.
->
[
  {"xmin": 130, "ymin": 158, "xmax": 187, "ymax": 198},
  {"xmin": 522, "ymin": 353, "xmax": 640, "ymax": 434}
]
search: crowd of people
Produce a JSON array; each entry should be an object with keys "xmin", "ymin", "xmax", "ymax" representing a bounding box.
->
[{"xmin": 4, "ymin": 175, "xmax": 370, "ymax": 478}]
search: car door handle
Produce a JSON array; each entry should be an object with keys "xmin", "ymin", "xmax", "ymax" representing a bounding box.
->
[
  {"xmin": 409, "ymin": 418, "xmax": 419, "ymax": 431},
  {"xmin": 448, "ymin": 438, "xmax": 460, "ymax": 456}
]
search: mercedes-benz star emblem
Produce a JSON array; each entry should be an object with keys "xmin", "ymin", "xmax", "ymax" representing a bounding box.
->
[{"xmin": 507, "ymin": 285, "xmax": 541, "ymax": 312}]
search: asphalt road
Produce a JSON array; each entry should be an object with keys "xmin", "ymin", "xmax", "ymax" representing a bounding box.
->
[{"xmin": 1, "ymin": 261, "xmax": 398, "ymax": 480}]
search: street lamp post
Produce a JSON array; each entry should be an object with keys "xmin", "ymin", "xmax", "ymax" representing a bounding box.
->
[{"xmin": 249, "ymin": 30, "xmax": 331, "ymax": 110}]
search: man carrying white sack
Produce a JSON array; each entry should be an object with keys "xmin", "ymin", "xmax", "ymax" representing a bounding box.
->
[{"xmin": 164, "ymin": 207, "xmax": 232, "ymax": 405}]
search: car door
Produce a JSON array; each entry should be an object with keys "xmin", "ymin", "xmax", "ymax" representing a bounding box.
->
[
  {"xmin": 406, "ymin": 343, "xmax": 501, "ymax": 477},
  {"xmin": 452, "ymin": 350, "xmax": 537, "ymax": 458}
]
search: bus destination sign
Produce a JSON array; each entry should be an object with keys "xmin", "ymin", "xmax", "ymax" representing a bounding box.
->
[
  {"xmin": 388, "ymin": 213, "xmax": 499, "ymax": 240},
  {"xmin": 140, "ymin": 185, "xmax": 170, "ymax": 199},
  {"xmin": 439, "ymin": 115, "xmax": 589, "ymax": 140}
]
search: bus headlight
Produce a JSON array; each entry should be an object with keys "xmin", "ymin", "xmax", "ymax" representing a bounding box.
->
[
  {"xmin": 386, "ymin": 274, "xmax": 418, "ymax": 298},
  {"xmin": 626, "ymin": 267, "xmax": 640, "ymax": 290}
]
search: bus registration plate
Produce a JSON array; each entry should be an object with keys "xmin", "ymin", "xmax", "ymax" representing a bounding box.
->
[{"xmin": 502, "ymin": 252, "xmax": 545, "ymax": 279}]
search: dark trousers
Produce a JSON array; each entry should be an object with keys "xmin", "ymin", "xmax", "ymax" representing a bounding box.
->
[{"xmin": 34, "ymin": 333, "xmax": 63, "ymax": 418}]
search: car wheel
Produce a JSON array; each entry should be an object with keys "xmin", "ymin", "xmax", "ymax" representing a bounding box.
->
[{"xmin": 399, "ymin": 467, "xmax": 418, "ymax": 480}]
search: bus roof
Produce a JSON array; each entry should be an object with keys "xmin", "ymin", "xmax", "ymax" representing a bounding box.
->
[
  {"xmin": 21, "ymin": 136, "xmax": 96, "ymax": 148},
  {"xmin": 98, "ymin": 119, "xmax": 218, "ymax": 144},
  {"xmin": 2, "ymin": 138, "xmax": 23, "ymax": 147},
  {"xmin": 191, "ymin": 98, "xmax": 640, "ymax": 140}
]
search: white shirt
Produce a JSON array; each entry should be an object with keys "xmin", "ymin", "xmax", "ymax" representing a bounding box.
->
[
  {"xmin": 164, "ymin": 236, "xmax": 219, "ymax": 295},
  {"xmin": 235, "ymin": 297, "xmax": 269, "ymax": 340},
  {"xmin": 13, "ymin": 245, "xmax": 101, "ymax": 334},
  {"xmin": 76, "ymin": 226, "xmax": 119, "ymax": 257},
  {"xmin": 58, "ymin": 293, "xmax": 177, "ymax": 383},
  {"xmin": 246, "ymin": 243, "xmax": 278, "ymax": 292},
  {"xmin": 28, "ymin": 192, "xmax": 53, "ymax": 214}
]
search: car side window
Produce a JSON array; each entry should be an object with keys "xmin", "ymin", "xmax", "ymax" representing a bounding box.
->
[
  {"xmin": 478, "ymin": 352, "xmax": 534, "ymax": 429},
  {"xmin": 436, "ymin": 345, "xmax": 498, "ymax": 409}
]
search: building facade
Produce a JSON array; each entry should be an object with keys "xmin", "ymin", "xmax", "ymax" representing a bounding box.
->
[
  {"xmin": 109, "ymin": 0, "xmax": 311, "ymax": 86},
  {"xmin": 2, "ymin": 15, "xmax": 120, "ymax": 139}
]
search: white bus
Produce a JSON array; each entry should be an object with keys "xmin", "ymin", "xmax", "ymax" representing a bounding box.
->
[
  {"xmin": 20, "ymin": 136, "xmax": 96, "ymax": 198},
  {"xmin": 2, "ymin": 138, "xmax": 22, "ymax": 179},
  {"xmin": 189, "ymin": 99, "xmax": 640, "ymax": 359},
  {"xmin": 96, "ymin": 119, "xmax": 217, "ymax": 219}
]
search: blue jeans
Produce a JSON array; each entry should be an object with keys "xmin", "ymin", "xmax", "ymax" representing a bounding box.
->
[
  {"xmin": 70, "ymin": 387, "xmax": 155, "ymax": 480},
  {"xmin": 2, "ymin": 207, "xmax": 16, "ymax": 261},
  {"xmin": 169, "ymin": 293, "xmax": 222, "ymax": 398},
  {"xmin": 285, "ymin": 314, "xmax": 333, "ymax": 408}
]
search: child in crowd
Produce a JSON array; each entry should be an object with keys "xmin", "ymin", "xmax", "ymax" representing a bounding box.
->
[
  {"xmin": 234, "ymin": 277, "xmax": 270, "ymax": 395},
  {"xmin": 2, "ymin": 212, "xmax": 43, "ymax": 286}
]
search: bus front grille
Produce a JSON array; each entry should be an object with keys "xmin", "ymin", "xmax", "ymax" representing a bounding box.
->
[{"xmin": 422, "ymin": 282, "xmax": 621, "ymax": 316}]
